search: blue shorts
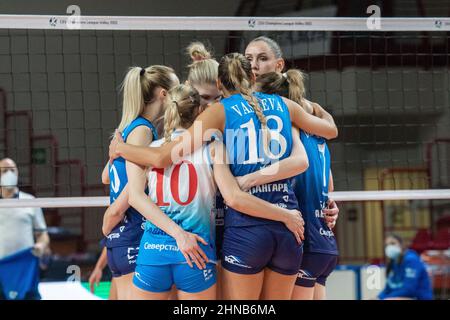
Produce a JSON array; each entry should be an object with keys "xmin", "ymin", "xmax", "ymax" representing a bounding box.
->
[
  {"xmin": 107, "ymin": 246, "xmax": 139, "ymax": 278},
  {"xmin": 221, "ymin": 224, "xmax": 303, "ymax": 275},
  {"xmin": 133, "ymin": 263, "xmax": 216, "ymax": 294},
  {"xmin": 216, "ymin": 224, "xmax": 224, "ymax": 259},
  {"xmin": 295, "ymin": 252, "xmax": 338, "ymax": 287}
]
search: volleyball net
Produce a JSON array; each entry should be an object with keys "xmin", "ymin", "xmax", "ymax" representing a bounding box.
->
[{"xmin": 0, "ymin": 14, "xmax": 449, "ymax": 265}]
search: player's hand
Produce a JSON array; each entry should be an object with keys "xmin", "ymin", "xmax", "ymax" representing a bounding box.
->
[
  {"xmin": 88, "ymin": 267, "xmax": 103, "ymax": 293},
  {"xmin": 32, "ymin": 242, "xmax": 47, "ymax": 258},
  {"xmin": 282, "ymin": 209, "xmax": 305, "ymax": 244},
  {"xmin": 236, "ymin": 175, "xmax": 253, "ymax": 192},
  {"xmin": 109, "ymin": 130, "xmax": 124, "ymax": 164},
  {"xmin": 323, "ymin": 198, "xmax": 339, "ymax": 229},
  {"xmin": 175, "ymin": 231, "xmax": 209, "ymax": 270}
]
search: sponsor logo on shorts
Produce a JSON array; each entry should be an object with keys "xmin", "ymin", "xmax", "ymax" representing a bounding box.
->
[
  {"xmin": 224, "ymin": 255, "xmax": 252, "ymax": 269},
  {"xmin": 297, "ymin": 269, "xmax": 316, "ymax": 281},
  {"xmin": 8, "ymin": 291, "xmax": 18, "ymax": 299},
  {"xmin": 127, "ymin": 246, "xmax": 139, "ymax": 264},
  {"xmin": 203, "ymin": 268, "xmax": 213, "ymax": 281},
  {"xmin": 134, "ymin": 272, "xmax": 151, "ymax": 286},
  {"xmin": 107, "ymin": 233, "xmax": 120, "ymax": 240},
  {"xmin": 143, "ymin": 242, "xmax": 180, "ymax": 252},
  {"xmin": 119, "ymin": 226, "xmax": 125, "ymax": 233},
  {"xmin": 319, "ymin": 228, "xmax": 335, "ymax": 237}
]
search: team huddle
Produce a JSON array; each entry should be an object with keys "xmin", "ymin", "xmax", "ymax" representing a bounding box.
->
[{"xmin": 99, "ymin": 36, "xmax": 340, "ymax": 300}]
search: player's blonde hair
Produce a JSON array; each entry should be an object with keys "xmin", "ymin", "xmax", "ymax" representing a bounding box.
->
[
  {"xmin": 256, "ymin": 69, "xmax": 310, "ymax": 112},
  {"xmin": 218, "ymin": 52, "xmax": 270, "ymax": 153},
  {"xmin": 186, "ymin": 41, "xmax": 219, "ymax": 87},
  {"xmin": 248, "ymin": 36, "xmax": 283, "ymax": 59},
  {"xmin": 118, "ymin": 65, "xmax": 175, "ymax": 132},
  {"xmin": 163, "ymin": 84, "xmax": 201, "ymax": 143}
]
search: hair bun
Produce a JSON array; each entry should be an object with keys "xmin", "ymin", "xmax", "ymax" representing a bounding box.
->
[{"xmin": 187, "ymin": 42, "xmax": 211, "ymax": 62}]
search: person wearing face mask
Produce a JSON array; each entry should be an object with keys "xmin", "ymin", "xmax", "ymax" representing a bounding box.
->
[
  {"xmin": 378, "ymin": 234, "xmax": 433, "ymax": 300},
  {"xmin": 0, "ymin": 158, "xmax": 50, "ymax": 300}
]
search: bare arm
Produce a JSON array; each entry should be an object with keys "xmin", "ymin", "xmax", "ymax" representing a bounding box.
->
[
  {"xmin": 324, "ymin": 169, "xmax": 339, "ymax": 229},
  {"xmin": 110, "ymin": 103, "xmax": 225, "ymax": 168},
  {"xmin": 329, "ymin": 170, "xmax": 334, "ymax": 192},
  {"xmin": 127, "ymin": 161, "xmax": 209, "ymax": 269},
  {"xmin": 236, "ymin": 127, "xmax": 308, "ymax": 191},
  {"xmin": 126, "ymin": 162, "xmax": 182, "ymax": 239},
  {"xmin": 88, "ymin": 247, "xmax": 108, "ymax": 293},
  {"xmin": 101, "ymin": 163, "xmax": 110, "ymax": 185},
  {"xmin": 95, "ymin": 247, "xmax": 108, "ymax": 270},
  {"xmin": 125, "ymin": 127, "xmax": 209, "ymax": 269},
  {"xmin": 211, "ymin": 141, "xmax": 305, "ymax": 243},
  {"xmin": 102, "ymin": 184, "xmax": 130, "ymax": 236},
  {"xmin": 124, "ymin": 125, "xmax": 185, "ymax": 242},
  {"xmin": 33, "ymin": 232, "xmax": 50, "ymax": 257},
  {"xmin": 284, "ymin": 97, "xmax": 338, "ymax": 140}
]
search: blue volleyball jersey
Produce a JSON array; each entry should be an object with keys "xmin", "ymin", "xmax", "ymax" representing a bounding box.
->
[
  {"xmin": 105, "ymin": 116, "xmax": 157, "ymax": 248},
  {"xmin": 222, "ymin": 92, "xmax": 299, "ymax": 227},
  {"xmin": 292, "ymin": 131, "xmax": 338, "ymax": 255}
]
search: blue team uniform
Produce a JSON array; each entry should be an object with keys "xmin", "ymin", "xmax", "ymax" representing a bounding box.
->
[
  {"xmin": 378, "ymin": 249, "xmax": 433, "ymax": 300},
  {"xmin": 220, "ymin": 92, "xmax": 303, "ymax": 275},
  {"xmin": 0, "ymin": 248, "xmax": 40, "ymax": 300},
  {"xmin": 292, "ymin": 131, "xmax": 338, "ymax": 287},
  {"xmin": 105, "ymin": 116, "xmax": 157, "ymax": 277},
  {"xmin": 213, "ymin": 193, "xmax": 225, "ymax": 259},
  {"xmin": 133, "ymin": 130, "xmax": 217, "ymax": 293}
]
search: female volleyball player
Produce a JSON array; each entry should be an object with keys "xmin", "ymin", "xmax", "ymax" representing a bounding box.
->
[
  {"xmin": 254, "ymin": 70, "xmax": 339, "ymax": 300},
  {"xmin": 244, "ymin": 36, "xmax": 339, "ymax": 228},
  {"xmin": 184, "ymin": 44, "xmax": 315, "ymax": 299},
  {"xmin": 108, "ymin": 53, "xmax": 337, "ymax": 299},
  {"xmin": 186, "ymin": 42, "xmax": 222, "ymax": 106},
  {"xmin": 185, "ymin": 41, "xmax": 225, "ymax": 298},
  {"xmin": 104, "ymin": 83, "xmax": 308, "ymax": 299},
  {"xmin": 102, "ymin": 65, "xmax": 179, "ymax": 299}
]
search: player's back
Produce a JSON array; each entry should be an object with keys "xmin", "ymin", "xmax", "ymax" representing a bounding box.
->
[
  {"xmin": 292, "ymin": 131, "xmax": 338, "ymax": 255},
  {"xmin": 141, "ymin": 129, "xmax": 217, "ymax": 264},
  {"xmin": 221, "ymin": 92, "xmax": 298, "ymax": 227}
]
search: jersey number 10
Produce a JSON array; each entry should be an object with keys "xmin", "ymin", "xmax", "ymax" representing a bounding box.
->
[{"xmin": 152, "ymin": 161, "xmax": 198, "ymax": 206}]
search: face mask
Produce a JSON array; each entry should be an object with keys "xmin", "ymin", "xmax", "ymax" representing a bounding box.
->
[
  {"xmin": 0, "ymin": 171, "xmax": 18, "ymax": 187},
  {"xmin": 385, "ymin": 244, "xmax": 402, "ymax": 260}
]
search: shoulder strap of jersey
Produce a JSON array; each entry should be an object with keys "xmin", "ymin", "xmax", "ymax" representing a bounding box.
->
[{"xmin": 122, "ymin": 116, "xmax": 158, "ymax": 142}]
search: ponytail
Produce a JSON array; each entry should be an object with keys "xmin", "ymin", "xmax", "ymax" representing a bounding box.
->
[
  {"xmin": 186, "ymin": 41, "xmax": 219, "ymax": 87},
  {"xmin": 163, "ymin": 84, "xmax": 201, "ymax": 143},
  {"xmin": 256, "ymin": 69, "xmax": 306, "ymax": 105},
  {"xmin": 219, "ymin": 53, "xmax": 271, "ymax": 154},
  {"xmin": 118, "ymin": 65, "xmax": 176, "ymax": 133},
  {"xmin": 284, "ymin": 69, "xmax": 305, "ymax": 104}
]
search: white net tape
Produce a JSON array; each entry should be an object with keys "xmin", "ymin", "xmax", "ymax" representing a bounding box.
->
[
  {"xmin": 1, "ymin": 189, "xmax": 450, "ymax": 208},
  {"xmin": 0, "ymin": 15, "xmax": 449, "ymax": 31}
]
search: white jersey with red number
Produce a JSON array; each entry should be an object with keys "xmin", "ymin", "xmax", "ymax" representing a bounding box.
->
[{"xmin": 138, "ymin": 129, "xmax": 217, "ymax": 265}]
